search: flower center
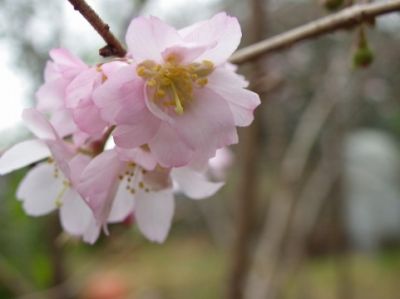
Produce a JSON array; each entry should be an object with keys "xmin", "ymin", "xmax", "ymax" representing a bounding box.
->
[{"xmin": 136, "ymin": 56, "xmax": 214, "ymax": 115}]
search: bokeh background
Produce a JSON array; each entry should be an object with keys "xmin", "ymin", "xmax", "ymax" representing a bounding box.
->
[{"xmin": 1, "ymin": 0, "xmax": 400, "ymax": 298}]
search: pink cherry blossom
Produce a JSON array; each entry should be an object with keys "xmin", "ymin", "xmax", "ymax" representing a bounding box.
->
[
  {"xmin": 65, "ymin": 61, "xmax": 127, "ymax": 138},
  {"xmin": 93, "ymin": 12, "xmax": 260, "ymax": 168},
  {"xmin": 78, "ymin": 146, "xmax": 224, "ymax": 243},
  {"xmin": 36, "ymin": 48, "xmax": 88, "ymax": 139}
]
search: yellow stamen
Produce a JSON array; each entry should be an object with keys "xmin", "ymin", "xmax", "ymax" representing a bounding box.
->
[
  {"xmin": 170, "ymin": 83, "xmax": 184, "ymax": 115},
  {"xmin": 136, "ymin": 57, "xmax": 214, "ymax": 115},
  {"xmin": 54, "ymin": 183, "xmax": 69, "ymax": 208}
]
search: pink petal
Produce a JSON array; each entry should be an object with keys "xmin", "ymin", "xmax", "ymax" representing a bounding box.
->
[
  {"xmin": 72, "ymin": 100, "xmax": 108, "ymax": 135},
  {"xmin": 35, "ymin": 78, "xmax": 66, "ymax": 112},
  {"xmin": 125, "ymin": 16, "xmax": 182, "ymax": 63},
  {"xmin": 16, "ymin": 163, "xmax": 63, "ymax": 216},
  {"xmin": 93, "ymin": 66, "xmax": 147, "ymax": 124},
  {"xmin": 65, "ymin": 68, "xmax": 97, "ymax": 108},
  {"xmin": 78, "ymin": 150, "xmax": 124, "ymax": 224},
  {"xmin": 148, "ymin": 123, "xmax": 194, "ymax": 167},
  {"xmin": 208, "ymin": 69, "xmax": 260, "ymax": 110},
  {"xmin": 144, "ymin": 86, "xmax": 175, "ymax": 123},
  {"xmin": 189, "ymin": 147, "xmax": 219, "ymax": 171},
  {"xmin": 0, "ymin": 139, "xmax": 50, "ymax": 175},
  {"xmin": 116, "ymin": 147, "xmax": 157, "ymax": 171},
  {"xmin": 45, "ymin": 139, "xmax": 75, "ymax": 179},
  {"xmin": 171, "ymin": 167, "xmax": 224, "ymax": 199},
  {"xmin": 207, "ymin": 68, "xmax": 260, "ymax": 127},
  {"xmin": 50, "ymin": 48, "xmax": 87, "ymax": 68},
  {"xmin": 100, "ymin": 60, "xmax": 128, "ymax": 77},
  {"xmin": 73, "ymin": 131, "xmax": 90, "ymax": 147},
  {"xmin": 173, "ymin": 87, "xmax": 237, "ymax": 152},
  {"xmin": 60, "ymin": 189, "xmax": 94, "ymax": 236},
  {"xmin": 44, "ymin": 60, "xmax": 60, "ymax": 82},
  {"xmin": 179, "ymin": 12, "xmax": 241, "ymax": 65},
  {"xmin": 22, "ymin": 108, "xmax": 57, "ymax": 140},
  {"xmin": 208, "ymin": 67, "xmax": 248, "ymax": 89},
  {"xmin": 161, "ymin": 43, "xmax": 213, "ymax": 64},
  {"xmin": 68, "ymin": 154, "xmax": 91, "ymax": 186},
  {"xmin": 113, "ymin": 120, "xmax": 160, "ymax": 149},
  {"xmin": 49, "ymin": 48, "xmax": 87, "ymax": 80},
  {"xmin": 135, "ymin": 188, "xmax": 175, "ymax": 243},
  {"xmin": 50, "ymin": 109, "xmax": 77, "ymax": 138},
  {"xmin": 227, "ymin": 104, "xmax": 255, "ymax": 127}
]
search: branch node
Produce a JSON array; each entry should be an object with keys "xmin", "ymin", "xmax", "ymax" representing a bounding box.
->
[
  {"xmin": 99, "ymin": 45, "xmax": 117, "ymax": 57},
  {"xmin": 67, "ymin": 0, "xmax": 127, "ymax": 58}
]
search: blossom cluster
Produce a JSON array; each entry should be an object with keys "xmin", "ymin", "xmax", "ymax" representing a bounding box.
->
[{"xmin": 0, "ymin": 13, "xmax": 260, "ymax": 243}]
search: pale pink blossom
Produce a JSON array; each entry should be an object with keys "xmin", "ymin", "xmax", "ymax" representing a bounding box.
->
[
  {"xmin": 65, "ymin": 61, "xmax": 127, "ymax": 138},
  {"xmin": 93, "ymin": 13, "xmax": 260, "ymax": 168},
  {"xmin": 78, "ymin": 147, "xmax": 223, "ymax": 243},
  {"xmin": 36, "ymin": 48, "xmax": 88, "ymax": 139},
  {"xmin": 36, "ymin": 48, "xmax": 127, "ymax": 145},
  {"xmin": 0, "ymin": 109, "xmax": 127, "ymax": 243}
]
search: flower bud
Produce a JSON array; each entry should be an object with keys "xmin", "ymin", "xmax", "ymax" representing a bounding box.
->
[
  {"xmin": 352, "ymin": 27, "xmax": 374, "ymax": 68},
  {"xmin": 353, "ymin": 47, "xmax": 374, "ymax": 68}
]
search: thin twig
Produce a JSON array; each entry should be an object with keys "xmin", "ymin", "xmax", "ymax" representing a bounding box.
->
[
  {"xmin": 67, "ymin": 0, "xmax": 127, "ymax": 57},
  {"xmin": 230, "ymin": 0, "xmax": 400, "ymax": 64}
]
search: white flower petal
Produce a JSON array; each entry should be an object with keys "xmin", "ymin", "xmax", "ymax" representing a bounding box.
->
[
  {"xmin": 108, "ymin": 183, "xmax": 134, "ymax": 223},
  {"xmin": 60, "ymin": 189, "xmax": 94, "ymax": 236},
  {"xmin": 171, "ymin": 167, "xmax": 224, "ymax": 199},
  {"xmin": 83, "ymin": 218, "xmax": 101, "ymax": 244},
  {"xmin": 135, "ymin": 189, "xmax": 174, "ymax": 243},
  {"xmin": 17, "ymin": 163, "xmax": 63, "ymax": 216},
  {"xmin": 0, "ymin": 139, "xmax": 50, "ymax": 175}
]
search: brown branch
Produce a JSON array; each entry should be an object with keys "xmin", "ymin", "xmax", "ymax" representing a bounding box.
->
[
  {"xmin": 230, "ymin": 0, "xmax": 400, "ymax": 64},
  {"xmin": 67, "ymin": 0, "xmax": 127, "ymax": 57}
]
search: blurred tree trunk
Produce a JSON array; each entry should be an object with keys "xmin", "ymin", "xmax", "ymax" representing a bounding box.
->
[
  {"xmin": 226, "ymin": 0, "xmax": 267, "ymax": 299},
  {"xmin": 243, "ymin": 57, "xmax": 347, "ymax": 299}
]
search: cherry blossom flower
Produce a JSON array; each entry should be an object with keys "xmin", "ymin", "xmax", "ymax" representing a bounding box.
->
[
  {"xmin": 78, "ymin": 147, "xmax": 224, "ymax": 243},
  {"xmin": 36, "ymin": 48, "xmax": 88, "ymax": 140},
  {"xmin": 0, "ymin": 109, "xmax": 128, "ymax": 243},
  {"xmin": 36, "ymin": 48, "xmax": 128, "ymax": 145},
  {"xmin": 65, "ymin": 61, "xmax": 127, "ymax": 138},
  {"xmin": 1, "ymin": 12, "xmax": 259, "ymax": 245},
  {"xmin": 93, "ymin": 12, "xmax": 260, "ymax": 168}
]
